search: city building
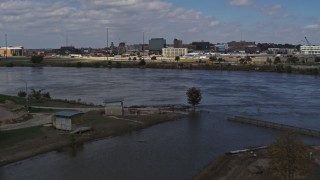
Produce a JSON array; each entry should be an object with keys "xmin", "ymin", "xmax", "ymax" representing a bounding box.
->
[
  {"xmin": 214, "ymin": 43, "xmax": 228, "ymax": 52},
  {"xmin": 60, "ymin": 46, "xmax": 80, "ymax": 55},
  {"xmin": 118, "ymin": 42, "xmax": 126, "ymax": 52},
  {"xmin": 0, "ymin": 46, "xmax": 25, "ymax": 56},
  {"xmin": 149, "ymin": 38, "xmax": 166, "ymax": 51},
  {"xmin": 162, "ymin": 48, "xmax": 188, "ymax": 57},
  {"xmin": 227, "ymin": 41, "xmax": 257, "ymax": 53},
  {"xmin": 191, "ymin": 41, "xmax": 211, "ymax": 51},
  {"xmin": 173, "ymin": 39, "xmax": 183, "ymax": 48},
  {"xmin": 300, "ymin": 46, "xmax": 320, "ymax": 55}
]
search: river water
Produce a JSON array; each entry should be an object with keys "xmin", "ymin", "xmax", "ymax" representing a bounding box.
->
[{"xmin": 0, "ymin": 67, "xmax": 320, "ymax": 180}]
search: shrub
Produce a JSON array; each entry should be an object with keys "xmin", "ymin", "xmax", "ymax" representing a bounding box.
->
[
  {"xmin": 287, "ymin": 57, "xmax": 299, "ymax": 64},
  {"xmin": 115, "ymin": 62, "xmax": 122, "ymax": 68},
  {"xmin": 274, "ymin": 57, "xmax": 281, "ymax": 64},
  {"xmin": 139, "ymin": 59, "xmax": 146, "ymax": 66},
  {"xmin": 6, "ymin": 62, "xmax": 14, "ymax": 67},
  {"xmin": 76, "ymin": 62, "xmax": 82, "ymax": 67},
  {"xmin": 151, "ymin": 56, "xmax": 157, "ymax": 60},
  {"xmin": 286, "ymin": 66, "xmax": 292, "ymax": 73},
  {"xmin": 30, "ymin": 56, "xmax": 43, "ymax": 63},
  {"xmin": 18, "ymin": 91, "xmax": 26, "ymax": 98},
  {"xmin": 94, "ymin": 62, "xmax": 101, "ymax": 68}
]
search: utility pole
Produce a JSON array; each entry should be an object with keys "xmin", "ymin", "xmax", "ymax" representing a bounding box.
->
[
  {"xmin": 5, "ymin": 33, "xmax": 8, "ymax": 60},
  {"xmin": 107, "ymin": 28, "xmax": 109, "ymax": 61},
  {"xmin": 142, "ymin": 31, "xmax": 145, "ymax": 56}
]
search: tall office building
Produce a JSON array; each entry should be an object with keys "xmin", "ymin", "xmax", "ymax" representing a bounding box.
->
[
  {"xmin": 173, "ymin": 38, "xmax": 183, "ymax": 48},
  {"xmin": 149, "ymin": 38, "xmax": 166, "ymax": 51}
]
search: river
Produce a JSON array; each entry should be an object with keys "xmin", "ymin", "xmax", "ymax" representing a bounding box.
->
[{"xmin": 0, "ymin": 67, "xmax": 320, "ymax": 180}]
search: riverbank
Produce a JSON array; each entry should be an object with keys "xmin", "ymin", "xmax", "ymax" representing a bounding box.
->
[
  {"xmin": 1, "ymin": 57, "xmax": 319, "ymax": 76},
  {"xmin": 194, "ymin": 146, "xmax": 320, "ymax": 180},
  {"xmin": 0, "ymin": 94, "xmax": 189, "ymax": 166},
  {"xmin": 0, "ymin": 109, "xmax": 186, "ymax": 166}
]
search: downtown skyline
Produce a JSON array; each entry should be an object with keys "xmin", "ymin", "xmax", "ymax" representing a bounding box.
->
[{"xmin": 1, "ymin": 0, "xmax": 320, "ymax": 48}]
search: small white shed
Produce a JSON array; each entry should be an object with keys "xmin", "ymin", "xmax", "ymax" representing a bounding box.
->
[
  {"xmin": 104, "ymin": 98, "xmax": 124, "ymax": 116},
  {"xmin": 52, "ymin": 111, "xmax": 83, "ymax": 131}
]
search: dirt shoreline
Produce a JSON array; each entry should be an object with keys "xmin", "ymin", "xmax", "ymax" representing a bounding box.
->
[
  {"xmin": 0, "ymin": 112, "xmax": 186, "ymax": 167},
  {"xmin": 194, "ymin": 146, "xmax": 320, "ymax": 180}
]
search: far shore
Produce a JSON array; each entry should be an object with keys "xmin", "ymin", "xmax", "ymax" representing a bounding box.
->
[{"xmin": 0, "ymin": 56, "xmax": 320, "ymax": 76}]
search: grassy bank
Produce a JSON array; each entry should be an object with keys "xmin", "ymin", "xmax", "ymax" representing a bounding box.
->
[{"xmin": 1, "ymin": 57, "xmax": 319, "ymax": 76}]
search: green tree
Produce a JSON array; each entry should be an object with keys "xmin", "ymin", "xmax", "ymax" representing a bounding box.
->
[
  {"xmin": 274, "ymin": 57, "xmax": 281, "ymax": 64},
  {"xmin": 175, "ymin": 56, "xmax": 180, "ymax": 62},
  {"xmin": 139, "ymin": 59, "xmax": 146, "ymax": 66},
  {"xmin": 217, "ymin": 58, "xmax": 224, "ymax": 64},
  {"xmin": 266, "ymin": 57, "xmax": 272, "ymax": 65},
  {"xmin": 17, "ymin": 91, "xmax": 26, "ymax": 98},
  {"xmin": 209, "ymin": 56, "xmax": 217, "ymax": 64},
  {"xmin": 28, "ymin": 88, "xmax": 51, "ymax": 101},
  {"xmin": 30, "ymin": 56, "xmax": 44, "ymax": 63},
  {"xmin": 268, "ymin": 131, "xmax": 313, "ymax": 180},
  {"xmin": 287, "ymin": 57, "xmax": 299, "ymax": 64},
  {"xmin": 186, "ymin": 87, "xmax": 202, "ymax": 110},
  {"xmin": 239, "ymin": 58, "xmax": 246, "ymax": 64}
]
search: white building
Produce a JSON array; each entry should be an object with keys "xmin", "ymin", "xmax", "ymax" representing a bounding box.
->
[
  {"xmin": 0, "ymin": 46, "xmax": 25, "ymax": 56},
  {"xmin": 104, "ymin": 98, "xmax": 124, "ymax": 116},
  {"xmin": 300, "ymin": 46, "xmax": 320, "ymax": 55},
  {"xmin": 215, "ymin": 43, "xmax": 229, "ymax": 52},
  {"xmin": 52, "ymin": 111, "xmax": 83, "ymax": 131},
  {"xmin": 162, "ymin": 48, "xmax": 188, "ymax": 57}
]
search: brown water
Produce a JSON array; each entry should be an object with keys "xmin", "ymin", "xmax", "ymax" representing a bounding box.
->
[{"xmin": 0, "ymin": 67, "xmax": 320, "ymax": 180}]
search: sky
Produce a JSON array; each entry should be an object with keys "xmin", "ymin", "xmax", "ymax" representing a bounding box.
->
[{"xmin": 0, "ymin": 0, "xmax": 320, "ymax": 48}]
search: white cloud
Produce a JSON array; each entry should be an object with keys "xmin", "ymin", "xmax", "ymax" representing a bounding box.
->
[
  {"xmin": 304, "ymin": 24, "xmax": 320, "ymax": 30},
  {"xmin": 0, "ymin": 0, "xmax": 220, "ymax": 48},
  {"xmin": 261, "ymin": 4, "xmax": 283, "ymax": 16},
  {"xmin": 229, "ymin": 0, "xmax": 253, "ymax": 6}
]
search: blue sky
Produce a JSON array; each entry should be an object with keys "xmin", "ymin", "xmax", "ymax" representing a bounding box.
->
[{"xmin": 0, "ymin": 0, "xmax": 319, "ymax": 48}]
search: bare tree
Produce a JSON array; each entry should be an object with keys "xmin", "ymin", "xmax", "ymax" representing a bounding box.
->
[{"xmin": 268, "ymin": 131, "xmax": 313, "ymax": 180}]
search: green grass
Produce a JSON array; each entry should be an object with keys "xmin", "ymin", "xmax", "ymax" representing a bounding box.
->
[
  {"xmin": 0, "ymin": 126, "xmax": 44, "ymax": 148},
  {"xmin": 0, "ymin": 94, "xmax": 26, "ymax": 104},
  {"xmin": 0, "ymin": 94, "xmax": 98, "ymax": 108}
]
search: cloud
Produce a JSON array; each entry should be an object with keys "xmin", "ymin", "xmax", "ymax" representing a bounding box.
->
[
  {"xmin": 304, "ymin": 24, "xmax": 320, "ymax": 30},
  {"xmin": 261, "ymin": 4, "xmax": 283, "ymax": 16},
  {"xmin": 0, "ymin": 0, "xmax": 220, "ymax": 48},
  {"xmin": 229, "ymin": 0, "xmax": 253, "ymax": 6}
]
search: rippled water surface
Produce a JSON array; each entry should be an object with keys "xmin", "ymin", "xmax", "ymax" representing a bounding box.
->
[{"xmin": 0, "ymin": 67, "xmax": 319, "ymax": 180}]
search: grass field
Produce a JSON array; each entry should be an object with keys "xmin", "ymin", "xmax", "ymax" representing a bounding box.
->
[{"xmin": 0, "ymin": 126, "xmax": 43, "ymax": 149}]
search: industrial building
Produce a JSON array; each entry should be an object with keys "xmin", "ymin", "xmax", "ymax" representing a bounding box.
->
[
  {"xmin": 162, "ymin": 48, "xmax": 188, "ymax": 57},
  {"xmin": 300, "ymin": 46, "xmax": 320, "ymax": 55}
]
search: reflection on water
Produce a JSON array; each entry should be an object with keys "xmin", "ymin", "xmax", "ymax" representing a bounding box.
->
[{"xmin": 0, "ymin": 67, "xmax": 320, "ymax": 180}]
